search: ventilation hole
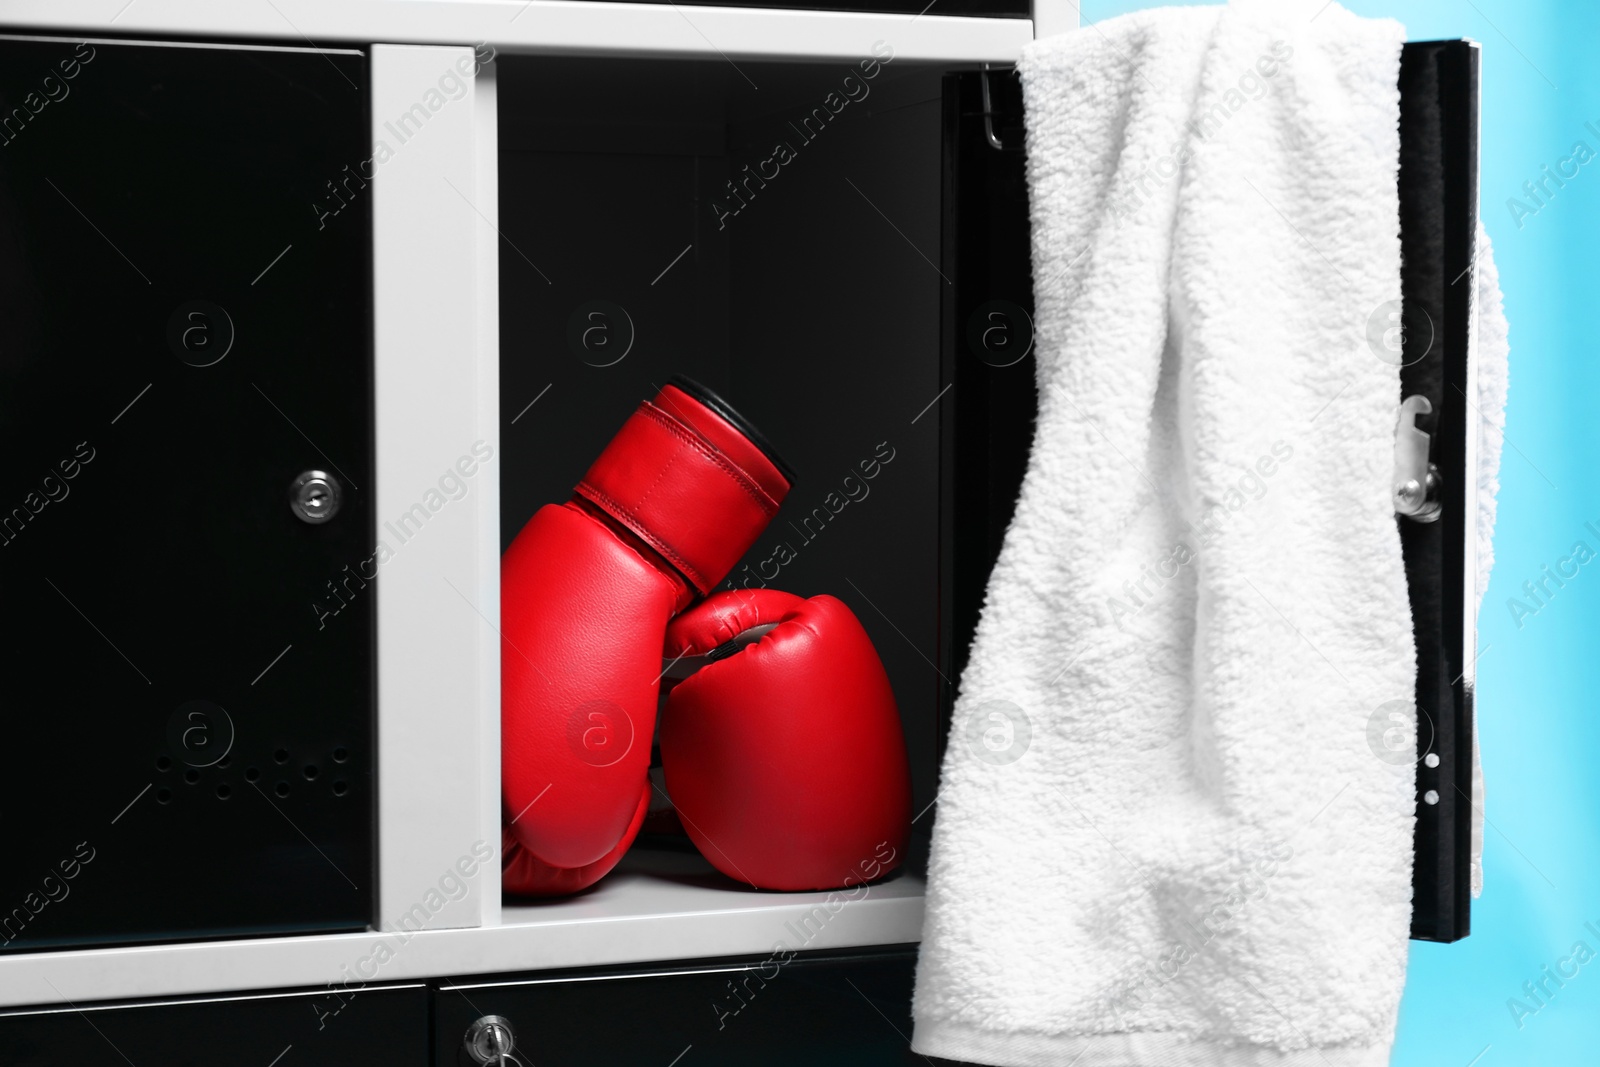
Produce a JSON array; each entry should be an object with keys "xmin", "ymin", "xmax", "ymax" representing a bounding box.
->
[
  {"xmin": 273, "ymin": 748, "xmax": 290, "ymax": 764},
  {"xmin": 245, "ymin": 767, "xmax": 260, "ymax": 782},
  {"xmin": 332, "ymin": 746, "xmax": 349, "ymax": 763},
  {"xmin": 217, "ymin": 755, "xmax": 232, "ymax": 769},
  {"xmin": 216, "ymin": 784, "xmax": 231, "ymax": 799},
  {"xmin": 184, "ymin": 769, "xmax": 200, "ymax": 784},
  {"xmin": 332, "ymin": 780, "xmax": 348, "ymax": 797},
  {"xmin": 156, "ymin": 789, "xmax": 173, "ymax": 804},
  {"xmin": 275, "ymin": 781, "xmax": 290, "ymax": 798},
  {"xmin": 156, "ymin": 756, "xmax": 172, "ymax": 772},
  {"xmin": 303, "ymin": 764, "xmax": 319, "ymax": 780}
]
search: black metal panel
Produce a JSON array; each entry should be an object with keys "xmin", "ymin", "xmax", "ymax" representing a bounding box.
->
[
  {"xmin": 434, "ymin": 947, "xmax": 921, "ymax": 1066},
  {"xmin": 0, "ymin": 37, "xmax": 374, "ymax": 949},
  {"xmin": 0, "ymin": 984, "xmax": 428, "ymax": 1067},
  {"xmin": 936, "ymin": 70, "xmax": 1034, "ymax": 760},
  {"xmin": 1398, "ymin": 39, "xmax": 1480, "ymax": 944}
]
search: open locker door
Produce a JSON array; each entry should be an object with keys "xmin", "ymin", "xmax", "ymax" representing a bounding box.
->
[{"xmin": 1397, "ymin": 38, "xmax": 1481, "ymax": 944}]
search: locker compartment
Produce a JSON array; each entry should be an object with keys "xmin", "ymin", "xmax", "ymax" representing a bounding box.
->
[{"xmin": 497, "ymin": 52, "xmax": 953, "ymax": 840}]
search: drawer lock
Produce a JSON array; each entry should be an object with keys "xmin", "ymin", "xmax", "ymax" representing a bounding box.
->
[{"xmin": 464, "ymin": 1014, "xmax": 518, "ymax": 1066}]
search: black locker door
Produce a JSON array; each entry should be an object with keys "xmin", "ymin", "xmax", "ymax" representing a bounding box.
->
[
  {"xmin": 1396, "ymin": 39, "xmax": 1481, "ymax": 945},
  {"xmin": 0, "ymin": 37, "xmax": 374, "ymax": 950}
]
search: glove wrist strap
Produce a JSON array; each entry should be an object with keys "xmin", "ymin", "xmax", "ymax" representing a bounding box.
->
[{"xmin": 576, "ymin": 394, "xmax": 786, "ymax": 595}]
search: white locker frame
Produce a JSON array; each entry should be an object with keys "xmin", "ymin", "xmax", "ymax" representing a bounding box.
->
[
  {"xmin": 370, "ymin": 43, "xmax": 503, "ymax": 935},
  {"xmin": 0, "ymin": 0, "xmax": 1072, "ymax": 1009}
]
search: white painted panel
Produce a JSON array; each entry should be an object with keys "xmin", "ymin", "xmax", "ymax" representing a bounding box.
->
[
  {"xmin": 472, "ymin": 60, "xmax": 504, "ymax": 929},
  {"xmin": 370, "ymin": 43, "xmax": 498, "ymax": 932},
  {"xmin": 1032, "ymin": 0, "xmax": 1079, "ymax": 40},
  {"xmin": 0, "ymin": 1, "xmax": 1031, "ymax": 63},
  {"xmin": 0, "ymin": 860, "xmax": 924, "ymax": 1007}
]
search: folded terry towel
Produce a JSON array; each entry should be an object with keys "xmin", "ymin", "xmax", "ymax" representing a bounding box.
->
[{"xmin": 912, "ymin": 3, "xmax": 1433, "ymax": 1065}]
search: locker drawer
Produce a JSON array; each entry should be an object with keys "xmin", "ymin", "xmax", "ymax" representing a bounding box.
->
[
  {"xmin": 0, "ymin": 983, "xmax": 428, "ymax": 1067},
  {"xmin": 435, "ymin": 947, "xmax": 921, "ymax": 1066}
]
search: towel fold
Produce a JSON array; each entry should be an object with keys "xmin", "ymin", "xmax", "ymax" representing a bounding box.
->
[
  {"xmin": 913, "ymin": 4, "xmax": 1427, "ymax": 1065},
  {"xmin": 1469, "ymin": 221, "xmax": 1509, "ymax": 898}
]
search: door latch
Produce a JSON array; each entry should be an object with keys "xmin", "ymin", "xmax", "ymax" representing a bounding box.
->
[{"xmin": 1394, "ymin": 395, "xmax": 1442, "ymax": 523}]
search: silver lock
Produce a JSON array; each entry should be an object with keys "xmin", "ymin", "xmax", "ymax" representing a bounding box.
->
[
  {"xmin": 289, "ymin": 470, "xmax": 342, "ymax": 525},
  {"xmin": 1394, "ymin": 463, "xmax": 1442, "ymax": 524},
  {"xmin": 464, "ymin": 1015, "xmax": 517, "ymax": 1065}
]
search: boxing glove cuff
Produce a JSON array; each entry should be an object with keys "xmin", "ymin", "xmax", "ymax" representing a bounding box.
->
[{"xmin": 576, "ymin": 382, "xmax": 788, "ymax": 595}]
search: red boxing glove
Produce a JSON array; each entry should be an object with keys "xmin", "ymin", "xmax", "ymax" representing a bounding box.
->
[
  {"xmin": 660, "ymin": 590, "xmax": 912, "ymax": 891},
  {"xmin": 501, "ymin": 379, "xmax": 791, "ymax": 896}
]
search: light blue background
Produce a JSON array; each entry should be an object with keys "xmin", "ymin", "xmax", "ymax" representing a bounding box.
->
[{"xmin": 1075, "ymin": 1, "xmax": 1599, "ymax": 1062}]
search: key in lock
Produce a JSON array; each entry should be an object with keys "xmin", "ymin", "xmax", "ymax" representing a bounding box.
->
[{"xmin": 464, "ymin": 1015, "xmax": 519, "ymax": 1066}]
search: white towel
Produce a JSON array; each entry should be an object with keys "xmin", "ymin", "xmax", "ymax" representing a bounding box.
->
[
  {"xmin": 1470, "ymin": 222, "xmax": 1509, "ymax": 898},
  {"xmin": 913, "ymin": 4, "xmax": 1425, "ymax": 1065}
]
